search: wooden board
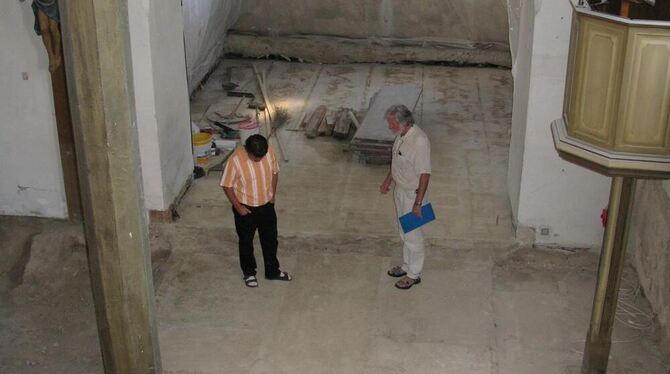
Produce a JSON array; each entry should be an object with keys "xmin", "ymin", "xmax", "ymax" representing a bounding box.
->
[
  {"xmin": 305, "ymin": 105, "xmax": 327, "ymax": 138},
  {"xmin": 318, "ymin": 117, "xmax": 334, "ymax": 137},
  {"xmin": 333, "ymin": 108, "xmax": 353, "ymax": 139},
  {"xmin": 352, "ymin": 84, "xmax": 422, "ymax": 143}
]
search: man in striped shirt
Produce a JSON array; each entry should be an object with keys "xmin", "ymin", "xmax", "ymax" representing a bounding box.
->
[{"xmin": 220, "ymin": 135, "xmax": 292, "ymax": 288}]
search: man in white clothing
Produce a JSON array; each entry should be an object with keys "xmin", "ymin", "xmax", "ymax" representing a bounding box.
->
[{"xmin": 379, "ymin": 104, "xmax": 431, "ymax": 290}]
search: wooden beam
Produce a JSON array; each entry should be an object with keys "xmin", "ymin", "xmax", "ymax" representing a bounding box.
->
[
  {"xmin": 59, "ymin": 1, "xmax": 162, "ymax": 373},
  {"xmin": 304, "ymin": 105, "xmax": 327, "ymax": 139},
  {"xmin": 581, "ymin": 176, "xmax": 635, "ymax": 373},
  {"xmin": 51, "ymin": 58, "xmax": 82, "ymax": 221},
  {"xmin": 620, "ymin": 0, "xmax": 631, "ymax": 17},
  {"xmin": 319, "ymin": 110, "xmax": 338, "ymax": 137},
  {"xmin": 348, "ymin": 109, "xmax": 361, "ymax": 129},
  {"xmin": 333, "ymin": 108, "xmax": 353, "ymax": 139},
  {"xmin": 252, "ymin": 64, "xmax": 289, "ymax": 161}
]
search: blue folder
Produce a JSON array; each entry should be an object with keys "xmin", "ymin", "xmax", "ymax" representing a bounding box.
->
[{"xmin": 399, "ymin": 203, "xmax": 436, "ymax": 233}]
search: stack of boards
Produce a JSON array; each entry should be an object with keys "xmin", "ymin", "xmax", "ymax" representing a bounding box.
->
[
  {"xmin": 304, "ymin": 105, "xmax": 354, "ymax": 139},
  {"xmin": 350, "ymin": 84, "xmax": 422, "ymax": 164}
]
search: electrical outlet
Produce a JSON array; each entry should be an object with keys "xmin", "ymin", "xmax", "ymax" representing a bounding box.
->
[
  {"xmin": 22, "ymin": 72, "xmax": 29, "ymax": 81},
  {"xmin": 539, "ymin": 226, "xmax": 551, "ymax": 236}
]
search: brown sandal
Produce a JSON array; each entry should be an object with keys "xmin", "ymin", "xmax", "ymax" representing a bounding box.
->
[{"xmin": 395, "ymin": 276, "xmax": 421, "ymax": 290}]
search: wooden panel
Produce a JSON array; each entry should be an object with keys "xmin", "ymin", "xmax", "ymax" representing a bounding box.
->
[
  {"xmin": 563, "ymin": 14, "xmax": 580, "ymax": 119},
  {"xmin": 615, "ymin": 28, "xmax": 670, "ymax": 155},
  {"xmin": 569, "ymin": 17, "xmax": 626, "ymax": 149}
]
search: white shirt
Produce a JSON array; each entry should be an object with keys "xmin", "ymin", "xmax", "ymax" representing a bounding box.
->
[{"xmin": 391, "ymin": 125, "xmax": 431, "ymax": 191}]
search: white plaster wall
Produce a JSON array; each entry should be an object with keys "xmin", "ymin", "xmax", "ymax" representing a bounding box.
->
[
  {"xmin": 0, "ymin": 1, "xmax": 67, "ymax": 218},
  {"xmin": 183, "ymin": 0, "xmax": 241, "ymax": 93},
  {"xmin": 1, "ymin": 0, "xmax": 192, "ymax": 216},
  {"xmin": 128, "ymin": 0, "xmax": 193, "ymax": 211},
  {"xmin": 510, "ymin": 0, "xmax": 610, "ymax": 247},
  {"xmin": 149, "ymin": 0, "xmax": 193, "ymax": 206},
  {"xmin": 506, "ymin": 0, "xmax": 522, "ymax": 69},
  {"xmin": 507, "ymin": 0, "xmax": 533, "ymax": 220},
  {"xmin": 129, "ymin": 0, "xmax": 164, "ymax": 210}
]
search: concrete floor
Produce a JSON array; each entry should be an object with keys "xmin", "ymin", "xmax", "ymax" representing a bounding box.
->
[
  {"xmin": 1, "ymin": 60, "xmax": 668, "ymax": 373},
  {"xmin": 186, "ymin": 60, "xmax": 515, "ymax": 244}
]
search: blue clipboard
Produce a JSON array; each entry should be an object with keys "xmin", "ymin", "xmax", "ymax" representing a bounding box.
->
[{"xmin": 399, "ymin": 203, "xmax": 436, "ymax": 233}]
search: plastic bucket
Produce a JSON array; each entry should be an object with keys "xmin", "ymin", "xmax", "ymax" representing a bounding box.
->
[
  {"xmin": 192, "ymin": 133, "xmax": 213, "ymax": 165},
  {"xmin": 238, "ymin": 120, "xmax": 260, "ymax": 145}
]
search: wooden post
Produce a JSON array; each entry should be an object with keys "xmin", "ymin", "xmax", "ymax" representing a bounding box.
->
[
  {"xmin": 50, "ymin": 58, "xmax": 82, "ymax": 221},
  {"xmin": 59, "ymin": 1, "xmax": 162, "ymax": 373},
  {"xmin": 620, "ymin": 0, "xmax": 631, "ymax": 17},
  {"xmin": 581, "ymin": 176, "xmax": 636, "ymax": 374}
]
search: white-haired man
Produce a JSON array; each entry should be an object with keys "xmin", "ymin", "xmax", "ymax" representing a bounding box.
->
[{"xmin": 379, "ymin": 104, "xmax": 431, "ymax": 290}]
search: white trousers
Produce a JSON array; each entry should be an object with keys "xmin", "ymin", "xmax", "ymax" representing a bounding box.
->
[{"xmin": 393, "ymin": 186, "xmax": 425, "ymax": 279}]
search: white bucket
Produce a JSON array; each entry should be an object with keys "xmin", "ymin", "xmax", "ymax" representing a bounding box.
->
[
  {"xmin": 193, "ymin": 143, "xmax": 212, "ymax": 158},
  {"xmin": 238, "ymin": 119, "xmax": 260, "ymax": 145}
]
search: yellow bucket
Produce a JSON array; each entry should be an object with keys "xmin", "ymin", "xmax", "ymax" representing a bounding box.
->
[
  {"xmin": 192, "ymin": 133, "xmax": 213, "ymax": 166},
  {"xmin": 192, "ymin": 133, "xmax": 213, "ymax": 146}
]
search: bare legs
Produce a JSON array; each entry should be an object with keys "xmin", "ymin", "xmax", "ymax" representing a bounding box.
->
[{"xmin": 37, "ymin": 8, "xmax": 61, "ymax": 72}]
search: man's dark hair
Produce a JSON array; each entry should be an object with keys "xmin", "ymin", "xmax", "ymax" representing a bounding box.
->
[{"xmin": 244, "ymin": 134, "xmax": 269, "ymax": 158}]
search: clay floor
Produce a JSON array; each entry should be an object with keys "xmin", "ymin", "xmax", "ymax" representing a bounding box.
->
[{"xmin": 1, "ymin": 60, "xmax": 668, "ymax": 373}]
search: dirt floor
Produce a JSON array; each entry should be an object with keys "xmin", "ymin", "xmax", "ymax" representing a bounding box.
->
[
  {"xmin": 1, "ymin": 60, "xmax": 669, "ymax": 373},
  {"xmin": 1, "ymin": 217, "xmax": 668, "ymax": 373}
]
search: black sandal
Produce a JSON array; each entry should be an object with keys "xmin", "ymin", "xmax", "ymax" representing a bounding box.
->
[
  {"xmin": 244, "ymin": 275, "xmax": 259, "ymax": 288},
  {"xmin": 387, "ymin": 266, "xmax": 407, "ymax": 278},
  {"xmin": 395, "ymin": 276, "xmax": 421, "ymax": 290},
  {"xmin": 266, "ymin": 271, "xmax": 292, "ymax": 281}
]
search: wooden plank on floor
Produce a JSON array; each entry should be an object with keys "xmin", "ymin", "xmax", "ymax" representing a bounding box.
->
[
  {"xmin": 333, "ymin": 108, "xmax": 352, "ymax": 139},
  {"xmin": 353, "ymin": 84, "xmax": 422, "ymax": 144},
  {"xmin": 317, "ymin": 117, "xmax": 329, "ymax": 137},
  {"xmin": 305, "ymin": 105, "xmax": 327, "ymax": 138}
]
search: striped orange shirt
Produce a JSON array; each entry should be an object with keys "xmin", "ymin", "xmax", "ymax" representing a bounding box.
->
[{"xmin": 220, "ymin": 145, "xmax": 280, "ymax": 207}]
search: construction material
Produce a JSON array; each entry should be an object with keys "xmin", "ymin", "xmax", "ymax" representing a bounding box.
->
[
  {"xmin": 351, "ymin": 84, "xmax": 423, "ymax": 164},
  {"xmin": 221, "ymin": 66, "xmax": 239, "ymax": 91},
  {"xmin": 348, "ymin": 110, "xmax": 361, "ymax": 129},
  {"xmin": 252, "ymin": 64, "xmax": 274, "ymax": 122},
  {"xmin": 333, "ymin": 108, "xmax": 353, "ymax": 139},
  {"xmin": 305, "ymin": 105, "xmax": 327, "ymax": 139},
  {"xmin": 318, "ymin": 116, "xmax": 334, "ymax": 137},
  {"xmin": 226, "ymin": 91, "xmax": 254, "ymax": 98},
  {"xmin": 252, "ymin": 63, "xmax": 289, "ymax": 162}
]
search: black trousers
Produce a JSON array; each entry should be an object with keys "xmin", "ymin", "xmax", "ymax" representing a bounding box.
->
[{"xmin": 232, "ymin": 202, "xmax": 280, "ymax": 278}]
